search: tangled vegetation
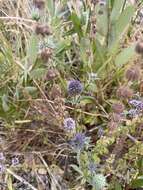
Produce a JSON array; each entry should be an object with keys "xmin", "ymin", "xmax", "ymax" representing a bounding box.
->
[{"xmin": 0, "ymin": 0, "xmax": 143, "ymax": 189}]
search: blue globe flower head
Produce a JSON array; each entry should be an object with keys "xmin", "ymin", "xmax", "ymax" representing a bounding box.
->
[
  {"xmin": 12, "ymin": 157, "xmax": 19, "ymax": 166},
  {"xmin": 129, "ymin": 99, "xmax": 143, "ymax": 112},
  {"xmin": 128, "ymin": 109, "xmax": 139, "ymax": 118},
  {"xmin": 88, "ymin": 162, "xmax": 97, "ymax": 173},
  {"xmin": 70, "ymin": 133, "xmax": 90, "ymax": 151},
  {"xmin": 68, "ymin": 80, "xmax": 83, "ymax": 96},
  {"xmin": 64, "ymin": 118, "xmax": 76, "ymax": 131}
]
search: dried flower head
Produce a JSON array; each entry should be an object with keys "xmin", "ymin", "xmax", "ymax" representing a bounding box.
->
[
  {"xmin": 110, "ymin": 113, "xmax": 122, "ymax": 123},
  {"xmin": 33, "ymin": 0, "xmax": 45, "ymax": 9},
  {"xmin": 50, "ymin": 84, "xmax": 62, "ymax": 100},
  {"xmin": 40, "ymin": 48, "xmax": 52, "ymax": 62},
  {"xmin": 112, "ymin": 103, "xmax": 125, "ymax": 114},
  {"xmin": 108, "ymin": 121, "xmax": 118, "ymax": 132},
  {"xmin": 125, "ymin": 66, "xmax": 140, "ymax": 81},
  {"xmin": 68, "ymin": 80, "xmax": 83, "ymax": 96},
  {"xmin": 35, "ymin": 24, "xmax": 51, "ymax": 36},
  {"xmin": 46, "ymin": 69, "xmax": 58, "ymax": 81},
  {"xmin": 64, "ymin": 118, "xmax": 76, "ymax": 131},
  {"xmin": 135, "ymin": 41, "xmax": 143, "ymax": 54},
  {"xmin": 116, "ymin": 86, "xmax": 133, "ymax": 99}
]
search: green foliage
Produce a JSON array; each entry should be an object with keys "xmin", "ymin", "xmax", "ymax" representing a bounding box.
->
[{"xmin": 1, "ymin": 0, "xmax": 143, "ymax": 189}]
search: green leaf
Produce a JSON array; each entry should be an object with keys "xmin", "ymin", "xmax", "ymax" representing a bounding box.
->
[
  {"xmin": 46, "ymin": 0, "xmax": 55, "ymax": 17},
  {"xmin": 110, "ymin": 0, "xmax": 125, "ymax": 23},
  {"xmin": 2, "ymin": 94, "xmax": 9, "ymax": 112},
  {"xmin": 27, "ymin": 34, "xmax": 38, "ymax": 65},
  {"xmin": 70, "ymin": 164, "xmax": 83, "ymax": 175},
  {"xmin": 115, "ymin": 44, "xmax": 136, "ymax": 67},
  {"xmin": 115, "ymin": 182, "xmax": 122, "ymax": 190},
  {"xmin": 109, "ymin": 6, "xmax": 135, "ymax": 53},
  {"xmin": 70, "ymin": 12, "xmax": 83, "ymax": 38},
  {"xmin": 115, "ymin": 6, "xmax": 135, "ymax": 38},
  {"xmin": 96, "ymin": 3, "xmax": 108, "ymax": 37},
  {"xmin": 131, "ymin": 176, "xmax": 143, "ymax": 188},
  {"xmin": 30, "ymin": 68, "xmax": 47, "ymax": 80},
  {"xmin": 24, "ymin": 86, "xmax": 37, "ymax": 93}
]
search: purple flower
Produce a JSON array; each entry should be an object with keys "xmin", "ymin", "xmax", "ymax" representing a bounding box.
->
[
  {"xmin": 97, "ymin": 127, "xmax": 104, "ymax": 137},
  {"xmin": 64, "ymin": 118, "xmax": 75, "ymax": 131},
  {"xmin": 0, "ymin": 164, "xmax": 5, "ymax": 173},
  {"xmin": 129, "ymin": 100, "xmax": 142, "ymax": 107},
  {"xmin": 68, "ymin": 80, "xmax": 83, "ymax": 96},
  {"xmin": 12, "ymin": 157, "xmax": 19, "ymax": 166},
  {"xmin": 128, "ymin": 109, "xmax": 139, "ymax": 118},
  {"xmin": 88, "ymin": 162, "xmax": 97, "ymax": 173},
  {"xmin": 129, "ymin": 99, "xmax": 143, "ymax": 112},
  {"xmin": 70, "ymin": 133, "xmax": 89, "ymax": 150},
  {"xmin": 0, "ymin": 153, "xmax": 5, "ymax": 161}
]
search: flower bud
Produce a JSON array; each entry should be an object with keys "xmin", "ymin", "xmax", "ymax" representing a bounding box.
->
[
  {"xmin": 33, "ymin": 0, "xmax": 45, "ymax": 9},
  {"xmin": 116, "ymin": 86, "xmax": 133, "ymax": 99},
  {"xmin": 135, "ymin": 41, "xmax": 143, "ymax": 54},
  {"xmin": 35, "ymin": 24, "xmax": 51, "ymax": 36},
  {"xmin": 125, "ymin": 66, "xmax": 140, "ymax": 81},
  {"xmin": 40, "ymin": 48, "xmax": 52, "ymax": 62},
  {"xmin": 112, "ymin": 103, "xmax": 125, "ymax": 114}
]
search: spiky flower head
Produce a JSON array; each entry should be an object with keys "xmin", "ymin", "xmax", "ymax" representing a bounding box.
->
[
  {"xmin": 35, "ymin": 24, "xmax": 51, "ymax": 36},
  {"xmin": 125, "ymin": 66, "xmax": 140, "ymax": 81},
  {"xmin": 128, "ymin": 109, "xmax": 139, "ymax": 118},
  {"xmin": 91, "ymin": 174, "xmax": 107, "ymax": 190},
  {"xmin": 112, "ymin": 102, "xmax": 125, "ymax": 114},
  {"xmin": 135, "ymin": 41, "xmax": 143, "ymax": 55},
  {"xmin": 12, "ymin": 157, "xmax": 19, "ymax": 166},
  {"xmin": 88, "ymin": 162, "xmax": 97, "ymax": 173},
  {"xmin": 70, "ymin": 133, "xmax": 89, "ymax": 151},
  {"xmin": 64, "ymin": 118, "xmax": 76, "ymax": 131},
  {"xmin": 110, "ymin": 113, "xmax": 122, "ymax": 123},
  {"xmin": 116, "ymin": 86, "xmax": 133, "ymax": 99},
  {"xmin": 33, "ymin": 0, "xmax": 45, "ymax": 9},
  {"xmin": 41, "ymin": 48, "xmax": 52, "ymax": 62},
  {"xmin": 68, "ymin": 80, "xmax": 83, "ymax": 96}
]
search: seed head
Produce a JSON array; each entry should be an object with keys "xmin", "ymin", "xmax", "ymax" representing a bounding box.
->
[
  {"xmin": 135, "ymin": 41, "xmax": 143, "ymax": 54},
  {"xmin": 46, "ymin": 69, "xmax": 58, "ymax": 80},
  {"xmin": 125, "ymin": 66, "xmax": 140, "ymax": 81},
  {"xmin": 33, "ymin": 0, "xmax": 45, "ymax": 9},
  {"xmin": 112, "ymin": 103, "xmax": 125, "ymax": 114},
  {"xmin": 35, "ymin": 24, "xmax": 51, "ymax": 36},
  {"xmin": 116, "ymin": 86, "xmax": 133, "ymax": 99},
  {"xmin": 50, "ymin": 85, "xmax": 62, "ymax": 100},
  {"xmin": 68, "ymin": 80, "xmax": 83, "ymax": 96},
  {"xmin": 40, "ymin": 48, "xmax": 52, "ymax": 62},
  {"xmin": 64, "ymin": 118, "xmax": 76, "ymax": 131},
  {"xmin": 110, "ymin": 113, "xmax": 122, "ymax": 123}
]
